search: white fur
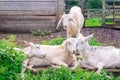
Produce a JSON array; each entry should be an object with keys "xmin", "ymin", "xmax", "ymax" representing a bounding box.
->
[
  {"xmin": 23, "ymin": 42, "xmax": 46, "ymax": 58},
  {"xmin": 14, "ymin": 43, "xmax": 46, "ymax": 58},
  {"xmin": 72, "ymin": 33, "xmax": 120, "ymax": 73},
  {"xmin": 56, "ymin": 6, "xmax": 84, "ymax": 38},
  {"xmin": 23, "ymin": 38, "xmax": 78, "ymax": 72}
]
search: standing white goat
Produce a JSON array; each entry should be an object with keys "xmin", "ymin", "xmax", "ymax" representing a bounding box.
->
[
  {"xmin": 56, "ymin": 6, "xmax": 84, "ymax": 38},
  {"xmin": 72, "ymin": 33, "xmax": 120, "ymax": 73}
]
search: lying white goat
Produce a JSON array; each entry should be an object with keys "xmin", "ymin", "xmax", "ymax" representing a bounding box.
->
[
  {"xmin": 24, "ymin": 38, "xmax": 78, "ymax": 72},
  {"xmin": 14, "ymin": 43, "xmax": 46, "ymax": 58},
  {"xmin": 17, "ymin": 43, "xmax": 46, "ymax": 79},
  {"xmin": 23, "ymin": 42, "xmax": 46, "ymax": 58},
  {"xmin": 72, "ymin": 33, "xmax": 120, "ymax": 73},
  {"xmin": 56, "ymin": 6, "xmax": 84, "ymax": 38}
]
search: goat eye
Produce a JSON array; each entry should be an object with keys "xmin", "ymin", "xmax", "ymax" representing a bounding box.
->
[
  {"xmin": 36, "ymin": 46, "xmax": 40, "ymax": 49},
  {"xmin": 69, "ymin": 19, "xmax": 72, "ymax": 21},
  {"xmin": 68, "ymin": 42, "xmax": 71, "ymax": 45},
  {"xmin": 81, "ymin": 42, "xmax": 84, "ymax": 44}
]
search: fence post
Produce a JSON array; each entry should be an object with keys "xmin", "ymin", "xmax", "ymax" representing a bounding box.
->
[
  {"xmin": 56, "ymin": 0, "xmax": 60, "ymax": 26},
  {"xmin": 102, "ymin": 0, "xmax": 106, "ymax": 27},
  {"xmin": 81, "ymin": 0, "xmax": 87, "ymax": 27},
  {"xmin": 87, "ymin": 9, "xmax": 90, "ymax": 18}
]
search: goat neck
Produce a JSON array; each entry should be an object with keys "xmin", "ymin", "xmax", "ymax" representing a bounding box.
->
[{"xmin": 82, "ymin": 41, "xmax": 91, "ymax": 55}]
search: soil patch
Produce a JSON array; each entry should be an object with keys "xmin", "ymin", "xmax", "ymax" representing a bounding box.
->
[{"xmin": 0, "ymin": 28, "xmax": 120, "ymax": 47}]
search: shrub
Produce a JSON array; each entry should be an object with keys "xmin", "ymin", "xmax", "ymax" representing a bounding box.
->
[
  {"xmin": 32, "ymin": 30, "xmax": 51, "ymax": 36},
  {"xmin": 65, "ymin": 1, "xmax": 80, "ymax": 8},
  {"xmin": 86, "ymin": 0, "xmax": 102, "ymax": 9},
  {"xmin": 0, "ymin": 35, "xmax": 25, "ymax": 80}
]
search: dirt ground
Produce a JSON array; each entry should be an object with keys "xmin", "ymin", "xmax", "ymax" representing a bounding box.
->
[{"xmin": 0, "ymin": 28, "xmax": 120, "ymax": 47}]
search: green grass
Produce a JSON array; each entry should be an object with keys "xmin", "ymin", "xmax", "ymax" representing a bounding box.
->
[
  {"xmin": 23, "ymin": 67, "xmax": 120, "ymax": 80},
  {"xmin": 85, "ymin": 18, "xmax": 102, "ymax": 27},
  {"xmin": 85, "ymin": 17, "xmax": 116, "ymax": 27},
  {"xmin": 106, "ymin": 15, "xmax": 120, "ymax": 18},
  {"xmin": 32, "ymin": 30, "xmax": 51, "ymax": 36}
]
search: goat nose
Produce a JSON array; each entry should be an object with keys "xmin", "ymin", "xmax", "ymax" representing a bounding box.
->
[
  {"xmin": 63, "ymin": 26, "xmax": 67, "ymax": 30},
  {"xmin": 76, "ymin": 49, "xmax": 78, "ymax": 52},
  {"xmin": 43, "ymin": 54, "xmax": 46, "ymax": 57},
  {"xmin": 73, "ymin": 50, "xmax": 76, "ymax": 54},
  {"xmin": 42, "ymin": 54, "xmax": 46, "ymax": 58}
]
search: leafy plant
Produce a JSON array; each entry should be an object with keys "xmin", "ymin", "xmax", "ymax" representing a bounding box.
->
[
  {"xmin": 89, "ymin": 38, "xmax": 102, "ymax": 46},
  {"xmin": 32, "ymin": 30, "xmax": 51, "ymax": 36},
  {"xmin": 41, "ymin": 37, "xmax": 65, "ymax": 45},
  {"xmin": 24, "ymin": 67, "xmax": 119, "ymax": 80},
  {"xmin": 0, "ymin": 35, "xmax": 25, "ymax": 80}
]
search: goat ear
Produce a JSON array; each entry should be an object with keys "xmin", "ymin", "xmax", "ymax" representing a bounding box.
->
[
  {"xmin": 68, "ymin": 15, "xmax": 73, "ymax": 20},
  {"xmin": 67, "ymin": 41, "xmax": 71, "ymax": 45},
  {"xmin": 29, "ymin": 42, "xmax": 35, "ymax": 47},
  {"xmin": 69, "ymin": 17, "xmax": 73, "ymax": 21},
  {"xmin": 56, "ymin": 16, "xmax": 63, "ymax": 29},
  {"xmin": 85, "ymin": 33, "xmax": 94, "ymax": 41},
  {"xmin": 63, "ymin": 12, "xmax": 65, "ymax": 14},
  {"xmin": 69, "ymin": 15, "xmax": 76, "ymax": 23}
]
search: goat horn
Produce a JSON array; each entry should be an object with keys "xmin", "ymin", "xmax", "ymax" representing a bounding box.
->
[{"xmin": 56, "ymin": 17, "xmax": 63, "ymax": 29}]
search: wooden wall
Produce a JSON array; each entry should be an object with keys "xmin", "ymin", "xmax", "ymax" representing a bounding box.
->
[{"xmin": 0, "ymin": 0, "xmax": 65, "ymax": 32}]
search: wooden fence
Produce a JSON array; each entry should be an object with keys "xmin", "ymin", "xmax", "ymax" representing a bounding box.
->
[
  {"xmin": 0, "ymin": 0, "xmax": 65, "ymax": 32},
  {"xmin": 84, "ymin": 9, "xmax": 120, "ymax": 18}
]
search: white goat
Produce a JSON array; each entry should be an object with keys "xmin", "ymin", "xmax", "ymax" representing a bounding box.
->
[
  {"xmin": 19, "ymin": 43, "xmax": 46, "ymax": 79},
  {"xmin": 72, "ymin": 33, "xmax": 120, "ymax": 73},
  {"xmin": 56, "ymin": 6, "xmax": 84, "ymax": 38},
  {"xmin": 24, "ymin": 38, "xmax": 78, "ymax": 72},
  {"xmin": 23, "ymin": 42, "xmax": 46, "ymax": 58},
  {"xmin": 14, "ymin": 43, "xmax": 46, "ymax": 58}
]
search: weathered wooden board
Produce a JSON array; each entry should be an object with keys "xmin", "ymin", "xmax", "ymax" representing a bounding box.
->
[
  {"xmin": 0, "ymin": 23, "xmax": 56, "ymax": 32},
  {"xmin": 0, "ymin": 0, "xmax": 65, "ymax": 32},
  {"xmin": 0, "ymin": 2, "xmax": 56, "ymax": 10},
  {"xmin": 0, "ymin": 20, "xmax": 55, "ymax": 24},
  {"xmin": 0, "ymin": 0, "xmax": 56, "ymax": 1},
  {"xmin": 0, "ymin": 16, "xmax": 56, "ymax": 20},
  {"xmin": 0, "ymin": 11, "xmax": 55, "ymax": 16}
]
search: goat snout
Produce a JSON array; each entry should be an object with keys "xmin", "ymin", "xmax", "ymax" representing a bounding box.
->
[
  {"xmin": 76, "ymin": 49, "xmax": 78, "ymax": 52},
  {"xmin": 63, "ymin": 26, "xmax": 67, "ymax": 30},
  {"xmin": 73, "ymin": 50, "xmax": 76, "ymax": 54},
  {"xmin": 75, "ymin": 49, "xmax": 79, "ymax": 55},
  {"xmin": 40, "ymin": 54, "xmax": 46, "ymax": 58},
  {"xmin": 43, "ymin": 54, "xmax": 46, "ymax": 57}
]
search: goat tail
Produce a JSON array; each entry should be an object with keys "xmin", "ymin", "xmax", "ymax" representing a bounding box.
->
[{"xmin": 14, "ymin": 47, "xmax": 23, "ymax": 52}]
